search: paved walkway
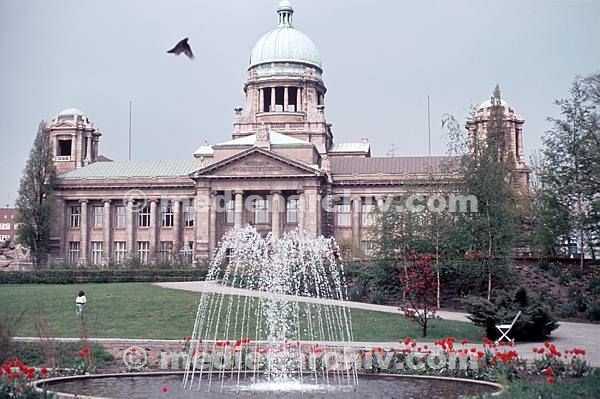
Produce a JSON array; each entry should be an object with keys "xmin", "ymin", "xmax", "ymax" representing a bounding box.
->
[{"xmin": 155, "ymin": 281, "xmax": 600, "ymax": 366}]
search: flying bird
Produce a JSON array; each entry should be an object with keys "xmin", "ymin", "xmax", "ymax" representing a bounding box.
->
[{"xmin": 167, "ymin": 38, "xmax": 194, "ymax": 59}]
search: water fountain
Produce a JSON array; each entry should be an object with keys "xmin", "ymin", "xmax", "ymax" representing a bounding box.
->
[{"xmin": 182, "ymin": 226, "xmax": 358, "ymax": 394}]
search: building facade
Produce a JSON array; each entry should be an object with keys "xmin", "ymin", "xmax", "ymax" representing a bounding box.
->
[
  {"xmin": 0, "ymin": 207, "xmax": 18, "ymax": 243},
  {"xmin": 46, "ymin": 1, "xmax": 529, "ymax": 265}
]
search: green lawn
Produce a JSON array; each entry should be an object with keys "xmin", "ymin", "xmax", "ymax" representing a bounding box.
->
[{"xmin": 0, "ymin": 283, "xmax": 482, "ymax": 341}]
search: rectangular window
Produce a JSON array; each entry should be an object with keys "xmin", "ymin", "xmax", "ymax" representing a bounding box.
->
[
  {"xmin": 225, "ymin": 199, "xmax": 235, "ymax": 224},
  {"xmin": 137, "ymin": 241, "xmax": 150, "ymax": 264},
  {"xmin": 0, "ymin": 223, "xmax": 10, "ymax": 230},
  {"xmin": 184, "ymin": 199, "xmax": 195, "ymax": 227},
  {"xmin": 92, "ymin": 206, "xmax": 103, "ymax": 228},
  {"xmin": 68, "ymin": 241, "xmax": 80, "ymax": 264},
  {"xmin": 361, "ymin": 203, "xmax": 376, "ymax": 226},
  {"xmin": 336, "ymin": 204, "xmax": 351, "ymax": 227},
  {"xmin": 286, "ymin": 198, "xmax": 299, "ymax": 224},
  {"xmin": 114, "ymin": 241, "xmax": 127, "ymax": 263},
  {"xmin": 91, "ymin": 241, "xmax": 103, "ymax": 264},
  {"xmin": 360, "ymin": 241, "xmax": 374, "ymax": 256},
  {"xmin": 69, "ymin": 206, "xmax": 81, "ymax": 228},
  {"xmin": 114, "ymin": 206, "xmax": 126, "ymax": 228},
  {"xmin": 138, "ymin": 205, "xmax": 150, "ymax": 227},
  {"xmin": 254, "ymin": 198, "xmax": 269, "ymax": 224},
  {"xmin": 160, "ymin": 241, "xmax": 173, "ymax": 261},
  {"xmin": 162, "ymin": 202, "xmax": 174, "ymax": 227}
]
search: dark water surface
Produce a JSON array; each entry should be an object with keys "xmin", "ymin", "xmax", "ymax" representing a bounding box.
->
[{"xmin": 44, "ymin": 374, "xmax": 499, "ymax": 399}]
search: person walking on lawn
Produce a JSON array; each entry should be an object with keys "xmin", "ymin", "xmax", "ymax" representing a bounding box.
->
[{"xmin": 76, "ymin": 290, "xmax": 87, "ymax": 316}]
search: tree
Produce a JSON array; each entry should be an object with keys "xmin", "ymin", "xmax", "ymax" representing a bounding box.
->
[
  {"xmin": 16, "ymin": 121, "xmax": 56, "ymax": 267},
  {"xmin": 444, "ymin": 85, "xmax": 520, "ymax": 300},
  {"xmin": 541, "ymin": 77, "xmax": 599, "ymax": 264},
  {"xmin": 399, "ymin": 254, "xmax": 437, "ymax": 337}
]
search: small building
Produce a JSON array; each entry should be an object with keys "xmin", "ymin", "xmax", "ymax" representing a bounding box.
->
[{"xmin": 0, "ymin": 207, "xmax": 18, "ymax": 243}]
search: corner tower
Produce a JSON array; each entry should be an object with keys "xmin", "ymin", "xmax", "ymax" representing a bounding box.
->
[
  {"xmin": 233, "ymin": 0, "xmax": 332, "ymax": 154},
  {"xmin": 47, "ymin": 108, "xmax": 101, "ymax": 174},
  {"xmin": 466, "ymin": 98, "xmax": 530, "ymax": 192}
]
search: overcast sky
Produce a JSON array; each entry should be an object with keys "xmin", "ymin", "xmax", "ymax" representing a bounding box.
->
[{"xmin": 1, "ymin": 0, "xmax": 599, "ymax": 206}]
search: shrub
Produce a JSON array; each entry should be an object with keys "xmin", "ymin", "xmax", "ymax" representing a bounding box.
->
[
  {"xmin": 568, "ymin": 287, "xmax": 588, "ymax": 312},
  {"xmin": 587, "ymin": 279, "xmax": 600, "ymax": 296},
  {"xmin": 370, "ymin": 290, "xmax": 385, "ymax": 305},
  {"xmin": 463, "ymin": 287, "xmax": 559, "ymax": 341},
  {"xmin": 559, "ymin": 303, "xmax": 577, "ymax": 318},
  {"xmin": 0, "ymin": 268, "xmax": 207, "ymax": 284},
  {"xmin": 348, "ymin": 278, "xmax": 367, "ymax": 302},
  {"xmin": 588, "ymin": 302, "xmax": 600, "ymax": 322},
  {"xmin": 537, "ymin": 260, "xmax": 550, "ymax": 271}
]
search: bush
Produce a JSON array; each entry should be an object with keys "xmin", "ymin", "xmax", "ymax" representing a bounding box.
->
[
  {"xmin": 587, "ymin": 279, "xmax": 600, "ymax": 296},
  {"xmin": 0, "ymin": 268, "xmax": 208, "ymax": 284},
  {"xmin": 559, "ymin": 303, "xmax": 578, "ymax": 318},
  {"xmin": 537, "ymin": 260, "xmax": 550, "ymax": 271},
  {"xmin": 568, "ymin": 287, "xmax": 588, "ymax": 312},
  {"xmin": 463, "ymin": 287, "xmax": 559, "ymax": 341},
  {"xmin": 588, "ymin": 302, "xmax": 600, "ymax": 322},
  {"xmin": 370, "ymin": 290, "xmax": 385, "ymax": 305}
]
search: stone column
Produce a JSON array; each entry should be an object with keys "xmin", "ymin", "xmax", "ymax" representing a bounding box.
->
[
  {"xmin": 126, "ymin": 199, "xmax": 135, "ymax": 258},
  {"xmin": 173, "ymin": 200, "xmax": 181, "ymax": 254},
  {"xmin": 209, "ymin": 192, "xmax": 217, "ymax": 256},
  {"xmin": 351, "ymin": 197, "xmax": 361, "ymax": 253},
  {"xmin": 195, "ymin": 188, "xmax": 211, "ymax": 261},
  {"xmin": 103, "ymin": 200, "xmax": 111, "ymax": 264},
  {"xmin": 86, "ymin": 135, "xmax": 92, "ymax": 162},
  {"xmin": 297, "ymin": 88, "xmax": 302, "ymax": 113},
  {"xmin": 259, "ymin": 88, "xmax": 264, "ymax": 113},
  {"xmin": 270, "ymin": 87, "xmax": 276, "ymax": 111},
  {"xmin": 149, "ymin": 200, "xmax": 157, "ymax": 263},
  {"xmin": 79, "ymin": 200, "xmax": 88, "ymax": 265},
  {"xmin": 234, "ymin": 191, "xmax": 244, "ymax": 229},
  {"xmin": 284, "ymin": 87, "xmax": 289, "ymax": 112},
  {"xmin": 377, "ymin": 196, "xmax": 385, "ymax": 210},
  {"xmin": 271, "ymin": 191, "xmax": 282, "ymax": 240},
  {"xmin": 297, "ymin": 191, "xmax": 305, "ymax": 232},
  {"xmin": 304, "ymin": 188, "xmax": 319, "ymax": 236}
]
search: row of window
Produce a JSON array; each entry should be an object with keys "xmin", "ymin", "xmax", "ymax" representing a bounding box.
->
[
  {"xmin": 69, "ymin": 201, "xmax": 196, "ymax": 229},
  {"xmin": 67, "ymin": 200, "xmax": 378, "ymax": 229},
  {"xmin": 67, "ymin": 240, "xmax": 193, "ymax": 264},
  {"xmin": 223, "ymin": 198, "xmax": 299, "ymax": 224}
]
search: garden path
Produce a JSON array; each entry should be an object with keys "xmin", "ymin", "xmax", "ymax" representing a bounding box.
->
[{"xmin": 155, "ymin": 281, "xmax": 600, "ymax": 366}]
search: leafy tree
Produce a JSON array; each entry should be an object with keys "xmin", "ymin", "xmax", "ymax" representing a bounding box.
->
[
  {"xmin": 443, "ymin": 85, "xmax": 520, "ymax": 300},
  {"xmin": 541, "ymin": 77, "xmax": 599, "ymax": 264},
  {"xmin": 399, "ymin": 254, "xmax": 437, "ymax": 337},
  {"xmin": 15, "ymin": 121, "xmax": 56, "ymax": 267}
]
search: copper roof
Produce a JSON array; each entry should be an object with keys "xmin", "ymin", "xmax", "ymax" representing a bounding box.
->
[{"xmin": 330, "ymin": 156, "xmax": 458, "ymax": 175}]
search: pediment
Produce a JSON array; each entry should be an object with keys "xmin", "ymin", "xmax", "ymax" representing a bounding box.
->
[
  {"xmin": 190, "ymin": 147, "xmax": 322, "ymax": 179},
  {"xmin": 51, "ymin": 122, "xmax": 76, "ymax": 128}
]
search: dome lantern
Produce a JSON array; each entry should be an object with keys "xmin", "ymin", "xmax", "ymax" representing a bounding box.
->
[{"xmin": 277, "ymin": 0, "xmax": 294, "ymax": 27}]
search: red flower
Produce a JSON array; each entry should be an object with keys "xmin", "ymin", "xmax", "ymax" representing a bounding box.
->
[
  {"xmin": 461, "ymin": 339, "xmax": 468, "ymax": 345},
  {"xmin": 161, "ymin": 385, "xmax": 168, "ymax": 393},
  {"xmin": 477, "ymin": 351, "xmax": 485, "ymax": 358},
  {"xmin": 470, "ymin": 347, "xmax": 477, "ymax": 353},
  {"xmin": 82, "ymin": 347, "xmax": 90, "ymax": 354},
  {"xmin": 423, "ymin": 345, "xmax": 428, "ymax": 350},
  {"xmin": 547, "ymin": 377, "xmax": 555, "ymax": 384},
  {"xmin": 544, "ymin": 367, "xmax": 553, "ymax": 376},
  {"xmin": 131, "ymin": 347, "xmax": 137, "ymax": 353}
]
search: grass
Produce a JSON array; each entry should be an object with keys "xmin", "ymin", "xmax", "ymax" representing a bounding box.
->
[{"xmin": 0, "ymin": 283, "xmax": 482, "ymax": 341}]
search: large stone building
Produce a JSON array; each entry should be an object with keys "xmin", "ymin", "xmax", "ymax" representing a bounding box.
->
[{"xmin": 46, "ymin": 1, "xmax": 529, "ymax": 265}]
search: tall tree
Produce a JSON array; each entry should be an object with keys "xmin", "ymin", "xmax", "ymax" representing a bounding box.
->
[
  {"xmin": 542, "ymin": 77, "xmax": 599, "ymax": 265},
  {"xmin": 16, "ymin": 121, "xmax": 56, "ymax": 267},
  {"xmin": 444, "ymin": 85, "xmax": 520, "ymax": 300}
]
